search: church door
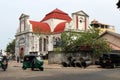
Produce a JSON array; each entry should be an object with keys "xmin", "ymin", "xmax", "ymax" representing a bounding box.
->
[{"xmin": 19, "ymin": 47, "xmax": 24, "ymax": 60}]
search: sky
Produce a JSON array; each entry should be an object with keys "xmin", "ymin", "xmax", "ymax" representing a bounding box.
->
[{"xmin": 0, "ymin": 0, "xmax": 119, "ymax": 50}]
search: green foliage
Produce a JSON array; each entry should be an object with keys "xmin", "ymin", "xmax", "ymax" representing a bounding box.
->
[
  {"xmin": 75, "ymin": 28, "xmax": 99, "ymax": 47},
  {"xmin": 54, "ymin": 47, "xmax": 62, "ymax": 53},
  {"xmin": 93, "ymin": 38, "xmax": 111, "ymax": 57},
  {"xmin": 61, "ymin": 31, "xmax": 79, "ymax": 51},
  {"xmin": 6, "ymin": 39, "xmax": 15, "ymax": 54},
  {"xmin": 61, "ymin": 27, "xmax": 111, "ymax": 55}
]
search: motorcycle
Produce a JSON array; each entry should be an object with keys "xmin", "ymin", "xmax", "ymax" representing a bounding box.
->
[
  {"xmin": 0, "ymin": 56, "xmax": 8, "ymax": 71},
  {"xmin": 2, "ymin": 60, "xmax": 8, "ymax": 71}
]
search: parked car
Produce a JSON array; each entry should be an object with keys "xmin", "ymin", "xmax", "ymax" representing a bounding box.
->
[
  {"xmin": 22, "ymin": 54, "xmax": 44, "ymax": 71},
  {"xmin": 99, "ymin": 53, "xmax": 120, "ymax": 68},
  {"xmin": 95, "ymin": 59, "xmax": 100, "ymax": 65}
]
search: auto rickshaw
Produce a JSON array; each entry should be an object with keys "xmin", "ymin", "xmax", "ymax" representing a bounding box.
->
[
  {"xmin": 0, "ymin": 56, "xmax": 8, "ymax": 71},
  {"xmin": 22, "ymin": 54, "xmax": 44, "ymax": 71}
]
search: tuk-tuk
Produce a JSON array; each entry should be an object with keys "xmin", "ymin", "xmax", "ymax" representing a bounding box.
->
[{"xmin": 22, "ymin": 54, "xmax": 44, "ymax": 71}]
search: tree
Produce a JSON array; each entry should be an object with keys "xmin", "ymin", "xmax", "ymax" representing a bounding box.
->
[
  {"xmin": 61, "ymin": 31, "xmax": 80, "ymax": 52},
  {"xmin": 93, "ymin": 38, "xmax": 111, "ymax": 58},
  {"xmin": 6, "ymin": 39, "xmax": 15, "ymax": 55},
  {"xmin": 116, "ymin": 0, "xmax": 120, "ymax": 8},
  {"xmin": 61, "ymin": 27, "xmax": 111, "ymax": 56}
]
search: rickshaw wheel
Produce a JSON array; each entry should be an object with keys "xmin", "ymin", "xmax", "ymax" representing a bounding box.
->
[
  {"xmin": 22, "ymin": 66, "xmax": 27, "ymax": 70},
  {"xmin": 3, "ymin": 68, "xmax": 6, "ymax": 71}
]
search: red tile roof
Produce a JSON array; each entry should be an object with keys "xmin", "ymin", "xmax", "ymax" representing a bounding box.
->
[
  {"xmin": 41, "ymin": 8, "xmax": 71, "ymax": 22},
  {"xmin": 30, "ymin": 20, "xmax": 51, "ymax": 33},
  {"xmin": 53, "ymin": 22, "xmax": 66, "ymax": 33},
  {"xmin": 29, "ymin": 8, "xmax": 71, "ymax": 34}
]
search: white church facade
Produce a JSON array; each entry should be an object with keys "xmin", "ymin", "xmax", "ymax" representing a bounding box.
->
[{"xmin": 15, "ymin": 8, "xmax": 89, "ymax": 60}]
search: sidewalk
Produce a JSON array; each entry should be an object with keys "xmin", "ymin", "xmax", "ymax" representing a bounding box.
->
[
  {"xmin": 85, "ymin": 65, "xmax": 100, "ymax": 69},
  {"xmin": 8, "ymin": 60, "xmax": 22, "ymax": 67}
]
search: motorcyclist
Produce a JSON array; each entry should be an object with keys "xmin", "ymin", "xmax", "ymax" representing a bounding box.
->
[
  {"xmin": 1, "ymin": 56, "xmax": 8, "ymax": 69},
  {"xmin": 2, "ymin": 56, "xmax": 8, "ymax": 62}
]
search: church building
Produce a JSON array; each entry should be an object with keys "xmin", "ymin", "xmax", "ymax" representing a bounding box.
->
[{"xmin": 15, "ymin": 8, "xmax": 89, "ymax": 60}]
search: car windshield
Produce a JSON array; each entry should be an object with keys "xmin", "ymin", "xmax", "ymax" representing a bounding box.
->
[{"xmin": 101, "ymin": 54, "xmax": 110, "ymax": 59}]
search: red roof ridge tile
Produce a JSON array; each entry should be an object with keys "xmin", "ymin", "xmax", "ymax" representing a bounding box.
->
[{"xmin": 41, "ymin": 8, "xmax": 71, "ymax": 22}]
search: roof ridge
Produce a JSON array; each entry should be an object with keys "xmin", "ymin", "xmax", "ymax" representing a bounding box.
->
[
  {"xmin": 41, "ymin": 8, "xmax": 71, "ymax": 22},
  {"xmin": 46, "ymin": 8, "xmax": 68, "ymax": 16}
]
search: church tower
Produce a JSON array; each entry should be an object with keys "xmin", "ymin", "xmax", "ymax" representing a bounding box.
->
[
  {"xmin": 71, "ymin": 10, "xmax": 89, "ymax": 31},
  {"xmin": 19, "ymin": 14, "xmax": 29, "ymax": 32},
  {"xmin": 15, "ymin": 14, "xmax": 30, "ymax": 61}
]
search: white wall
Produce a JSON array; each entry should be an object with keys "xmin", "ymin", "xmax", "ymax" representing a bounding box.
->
[
  {"xmin": 43, "ymin": 18, "xmax": 66, "ymax": 32},
  {"xmin": 48, "ymin": 35, "xmax": 54, "ymax": 51}
]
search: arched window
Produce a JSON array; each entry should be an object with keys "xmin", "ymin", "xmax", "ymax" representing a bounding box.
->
[
  {"xmin": 39, "ymin": 38, "xmax": 42, "ymax": 51},
  {"xmin": 44, "ymin": 38, "xmax": 46, "ymax": 51}
]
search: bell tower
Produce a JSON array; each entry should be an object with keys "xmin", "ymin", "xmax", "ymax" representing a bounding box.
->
[
  {"xmin": 72, "ymin": 10, "xmax": 89, "ymax": 31},
  {"xmin": 19, "ymin": 14, "xmax": 29, "ymax": 32}
]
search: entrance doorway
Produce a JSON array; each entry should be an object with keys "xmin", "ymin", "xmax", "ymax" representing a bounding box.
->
[{"xmin": 19, "ymin": 47, "xmax": 24, "ymax": 61}]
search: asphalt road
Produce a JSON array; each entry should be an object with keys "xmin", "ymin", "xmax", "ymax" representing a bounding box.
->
[{"xmin": 0, "ymin": 61, "xmax": 120, "ymax": 80}]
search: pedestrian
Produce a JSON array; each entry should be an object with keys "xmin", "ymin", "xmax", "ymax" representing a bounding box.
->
[{"xmin": 17, "ymin": 56, "xmax": 19, "ymax": 63}]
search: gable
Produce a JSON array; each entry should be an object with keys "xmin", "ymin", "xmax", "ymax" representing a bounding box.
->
[
  {"xmin": 98, "ymin": 31, "xmax": 120, "ymax": 50},
  {"xmin": 109, "ymin": 42, "xmax": 120, "ymax": 50},
  {"xmin": 72, "ymin": 10, "xmax": 89, "ymax": 17},
  {"xmin": 19, "ymin": 13, "xmax": 29, "ymax": 20}
]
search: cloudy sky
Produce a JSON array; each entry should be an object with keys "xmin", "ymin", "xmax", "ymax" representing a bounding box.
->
[{"xmin": 0, "ymin": 0, "xmax": 119, "ymax": 50}]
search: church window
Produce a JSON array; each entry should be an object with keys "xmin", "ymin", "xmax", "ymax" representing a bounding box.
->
[
  {"xmin": 79, "ymin": 17, "xmax": 84, "ymax": 23},
  {"xmin": 39, "ymin": 38, "xmax": 42, "ymax": 51},
  {"xmin": 80, "ymin": 20, "xmax": 82, "ymax": 23},
  {"xmin": 43, "ymin": 38, "xmax": 46, "ymax": 51},
  {"xmin": 46, "ymin": 36, "xmax": 48, "ymax": 44},
  {"xmin": 20, "ymin": 18, "xmax": 25, "ymax": 32}
]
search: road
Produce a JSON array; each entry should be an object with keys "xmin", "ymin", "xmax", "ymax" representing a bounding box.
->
[{"xmin": 0, "ymin": 61, "xmax": 120, "ymax": 80}]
